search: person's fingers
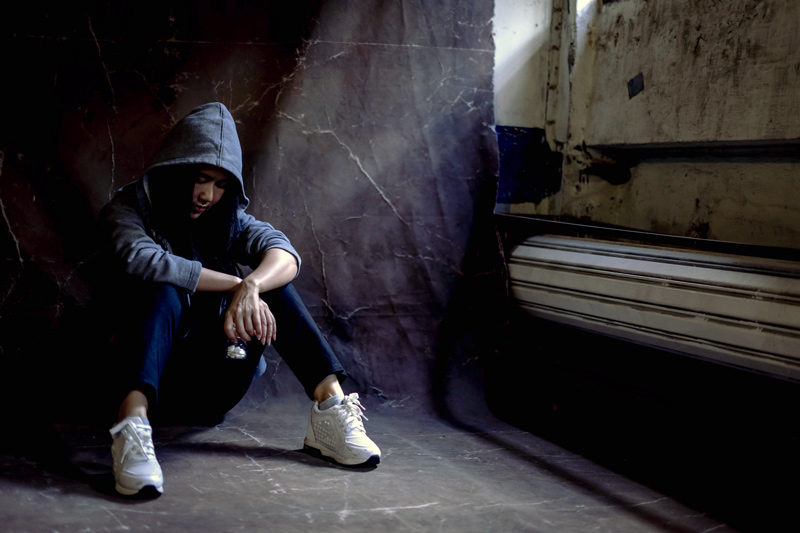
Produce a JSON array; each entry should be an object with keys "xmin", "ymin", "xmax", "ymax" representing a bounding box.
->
[
  {"xmin": 255, "ymin": 307, "xmax": 267, "ymax": 344},
  {"xmin": 252, "ymin": 307, "xmax": 262, "ymax": 340},
  {"xmin": 241, "ymin": 313, "xmax": 255, "ymax": 342},
  {"xmin": 260, "ymin": 301, "xmax": 275, "ymax": 345},
  {"xmin": 224, "ymin": 314, "xmax": 238, "ymax": 342}
]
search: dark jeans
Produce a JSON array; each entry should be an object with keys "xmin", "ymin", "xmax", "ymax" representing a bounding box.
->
[{"xmin": 113, "ymin": 282, "xmax": 346, "ymax": 423}]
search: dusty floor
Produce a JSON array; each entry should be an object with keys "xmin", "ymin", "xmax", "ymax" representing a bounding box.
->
[
  {"xmin": 2, "ymin": 326, "xmax": 799, "ymax": 532},
  {"xmin": 1, "ymin": 388, "xmax": 795, "ymax": 533}
]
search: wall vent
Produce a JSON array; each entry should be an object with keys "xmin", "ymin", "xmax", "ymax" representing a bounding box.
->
[{"xmin": 509, "ymin": 235, "xmax": 800, "ymax": 380}]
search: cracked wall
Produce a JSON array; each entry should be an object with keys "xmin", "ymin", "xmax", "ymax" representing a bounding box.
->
[{"xmin": 0, "ymin": 1, "xmax": 502, "ymax": 420}]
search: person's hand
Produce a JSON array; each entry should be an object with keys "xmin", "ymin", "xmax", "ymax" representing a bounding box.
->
[{"xmin": 224, "ymin": 278, "xmax": 276, "ymax": 345}]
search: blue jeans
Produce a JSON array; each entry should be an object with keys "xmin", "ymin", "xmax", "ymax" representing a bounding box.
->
[{"xmin": 113, "ymin": 282, "xmax": 346, "ymax": 423}]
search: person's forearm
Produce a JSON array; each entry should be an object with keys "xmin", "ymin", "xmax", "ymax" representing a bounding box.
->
[
  {"xmin": 243, "ymin": 248, "xmax": 298, "ymax": 293},
  {"xmin": 196, "ymin": 268, "xmax": 242, "ymax": 292},
  {"xmin": 195, "ymin": 248, "xmax": 297, "ymax": 294}
]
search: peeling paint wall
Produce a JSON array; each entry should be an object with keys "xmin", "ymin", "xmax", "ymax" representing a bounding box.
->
[
  {"xmin": 495, "ymin": 0, "xmax": 800, "ymax": 250},
  {"xmin": 581, "ymin": 0, "xmax": 800, "ymax": 145}
]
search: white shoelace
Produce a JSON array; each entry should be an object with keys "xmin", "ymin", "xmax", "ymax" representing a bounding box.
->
[
  {"xmin": 339, "ymin": 393, "xmax": 369, "ymax": 434},
  {"xmin": 114, "ymin": 420, "xmax": 156, "ymax": 461}
]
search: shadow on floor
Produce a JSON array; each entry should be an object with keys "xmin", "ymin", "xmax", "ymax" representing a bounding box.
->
[{"xmin": 466, "ymin": 313, "xmax": 800, "ymax": 532}]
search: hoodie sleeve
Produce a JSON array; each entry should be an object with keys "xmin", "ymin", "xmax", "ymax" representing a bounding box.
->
[
  {"xmin": 100, "ymin": 190, "xmax": 203, "ymax": 292},
  {"xmin": 236, "ymin": 212, "xmax": 302, "ymax": 277}
]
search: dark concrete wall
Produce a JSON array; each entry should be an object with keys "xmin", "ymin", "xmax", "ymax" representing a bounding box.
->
[{"xmin": 0, "ymin": 2, "xmax": 503, "ymax": 421}]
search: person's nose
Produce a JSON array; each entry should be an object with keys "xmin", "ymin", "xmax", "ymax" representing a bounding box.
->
[{"xmin": 198, "ymin": 182, "xmax": 214, "ymax": 203}]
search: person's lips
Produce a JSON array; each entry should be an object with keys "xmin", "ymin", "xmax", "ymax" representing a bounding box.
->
[{"xmin": 191, "ymin": 203, "xmax": 207, "ymax": 214}]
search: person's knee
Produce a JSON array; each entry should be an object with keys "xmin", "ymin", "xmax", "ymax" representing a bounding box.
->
[
  {"xmin": 261, "ymin": 281, "xmax": 304, "ymax": 310},
  {"xmin": 151, "ymin": 282, "xmax": 183, "ymax": 302},
  {"xmin": 138, "ymin": 283, "xmax": 189, "ymax": 328},
  {"xmin": 262, "ymin": 281, "xmax": 294, "ymax": 299},
  {"xmin": 152, "ymin": 283, "xmax": 186, "ymax": 311}
]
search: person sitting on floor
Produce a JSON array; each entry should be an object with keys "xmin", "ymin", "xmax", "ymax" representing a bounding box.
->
[{"xmin": 99, "ymin": 102, "xmax": 380, "ymax": 497}]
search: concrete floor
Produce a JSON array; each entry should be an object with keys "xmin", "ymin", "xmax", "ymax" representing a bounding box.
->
[
  {"xmin": 2, "ymin": 326, "xmax": 798, "ymax": 532},
  {"xmin": 0, "ymin": 391, "xmax": 786, "ymax": 533},
  {"xmin": 0, "ymin": 401, "xmax": 723, "ymax": 532}
]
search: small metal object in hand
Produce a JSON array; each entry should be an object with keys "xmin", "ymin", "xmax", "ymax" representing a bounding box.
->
[{"xmin": 226, "ymin": 338, "xmax": 247, "ymax": 360}]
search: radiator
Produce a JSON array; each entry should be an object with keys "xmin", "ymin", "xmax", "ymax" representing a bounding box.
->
[{"xmin": 509, "ymin": 235, "xmax": 800, "ymax": 381}]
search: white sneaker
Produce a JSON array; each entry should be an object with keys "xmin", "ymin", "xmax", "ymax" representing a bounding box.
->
[
  {"xmin": 304, "ymin": 393, "xmax": 381, "ymax": 466},
  {"xmin": 109, "ymin": 417, "xmax": 164, "ymax": 496}
]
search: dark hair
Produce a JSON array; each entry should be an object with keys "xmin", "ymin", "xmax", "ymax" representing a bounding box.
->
[{"xmin": 147, "ymin": 164, "xmax": 243, "ymax": 273}]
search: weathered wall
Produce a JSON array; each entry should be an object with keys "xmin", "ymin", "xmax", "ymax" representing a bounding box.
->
[
  {"xmin": 582, "ymin": 0, "xmax": 800, "ymax": 145},
  {"xmin": 493, "ymin": 0, "xmax": 552, "ymax": 127},
  {"xmin": 495, "ymin": 0, "xmax": 800, "ymax": 250},
  {"xmin": 0, "ymin": 2, "xmax": 502, "ymax": 421}
]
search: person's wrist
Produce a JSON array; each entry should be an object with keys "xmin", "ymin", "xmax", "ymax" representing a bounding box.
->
[
  {"xmin": 241, "ymin": 276, "xmax": 258, "ymax": 292},
  {"xmin": 227, "ymin": 276, "xmax": 243, "ymax": 291}
]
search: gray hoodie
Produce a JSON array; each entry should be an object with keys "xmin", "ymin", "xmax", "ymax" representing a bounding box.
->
[{"xmin": 100, "ymin": 102, "xmax": 300, "ymax": 292}]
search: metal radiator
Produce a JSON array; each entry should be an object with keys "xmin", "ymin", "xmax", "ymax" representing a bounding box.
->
[{"xmin": 509, "ymin": 235, "xmax": 800, "ymax": 380}]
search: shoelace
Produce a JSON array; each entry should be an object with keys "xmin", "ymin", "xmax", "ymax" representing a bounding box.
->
[
  {"xmin": 338, "ymin": 393, "xmax": 369, "ymax": 433},
  {"xmin": 120, "ymin": 421, "xmax": 156, "ymax": 461}
]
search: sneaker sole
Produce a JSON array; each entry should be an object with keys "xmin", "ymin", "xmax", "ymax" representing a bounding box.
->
[
  {"xmin": 115, "ymin": 482, "xmax": 164, "ymax": 497},
  {"xmin": 303, "ymin": 443, "xmax": 381, "ymax": 467}
]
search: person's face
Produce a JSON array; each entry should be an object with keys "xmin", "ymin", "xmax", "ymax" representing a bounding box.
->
[{"xmin": 190, "ymin": 166, "xmax": 230, "ymax": 219}]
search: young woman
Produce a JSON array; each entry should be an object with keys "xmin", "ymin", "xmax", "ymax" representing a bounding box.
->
[{"xmin": 100, "ymin": 102, "xmax": 380, "ymax": 497}]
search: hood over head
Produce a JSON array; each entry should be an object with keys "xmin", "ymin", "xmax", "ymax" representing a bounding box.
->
[{"xmin": 144, "ymin": 102, "xmax": 249, "ymax": 208}]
